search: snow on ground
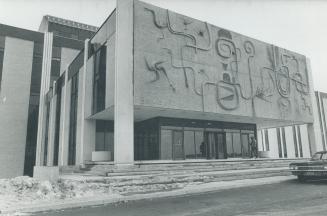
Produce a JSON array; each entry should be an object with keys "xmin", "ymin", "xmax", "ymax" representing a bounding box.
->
[
  {"xmin": 0, "ymin": 175, "xmax": 196, "ymax": 213},
  {"xmin": 0, "ymin": 176, "xmax": 113, "ymax": 213}
]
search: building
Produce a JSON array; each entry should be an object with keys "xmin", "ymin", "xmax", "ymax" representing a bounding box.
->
[
  {"xmin": 34, "ymin": 0, "xmax": 316, "ymax": 171},
  {"xmin": 0, "ymin": 15, "xmax": 98, "ymax": 178},
  {"xmin": 0, "ymin": 0, "xmax": 323, "ymax": 179}
]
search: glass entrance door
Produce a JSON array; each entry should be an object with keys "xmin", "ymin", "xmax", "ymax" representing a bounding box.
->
[
  {"xmin": 205, "ymin": 132, "xmax": 226, "ymax": 159},
  {"xmin": 172, "ymin": 130, "xmax": 184, "ymax": 160}
]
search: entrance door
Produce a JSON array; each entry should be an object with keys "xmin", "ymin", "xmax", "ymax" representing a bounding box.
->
[
  {"xmin": 172, "ymin": 130, "xmax": 184, "ymax": 160},
  {"xmin": 205, "ymin": 132, "xmax": 226, "ymax": 159}
]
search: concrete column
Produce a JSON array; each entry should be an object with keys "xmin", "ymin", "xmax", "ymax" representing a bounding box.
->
[
  {"xmin": 81, "ymin": 50, "xmax": 96, "ymax": 162},
  {"xmin": 78, "ymin": 39, "xmax": 90, "ymax": 165},
  {"xmin": 114, "ymin": 0, "xmax": 134, "ymax": 165},
  {"xmin": 46, "ymin": 86, "xmax": 57, "ymax": 166},
  {"xmin": 36, "ymin": 32, "xmax": 53, "ymax": 166},
  {"xmin": 306, "ymin": 57, "xmax": 317, "ymax": 156},
  {"xmin": 58, "ymin": 70, "xmax": 71, "ymax": 165}
]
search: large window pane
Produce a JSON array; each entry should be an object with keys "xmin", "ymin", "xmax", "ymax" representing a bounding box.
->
[
  {"xmin": 184, "ymin": 131, "xmax": 196, "ymax": 159},
  {"xmin": 195, "ymin": 131, "xmax": 205, "ymax": 159},
  {"xmin": 160, "ymin": 129, "xmax": 172, "ymax": 160},
  {"xmin": 226, "ymin": 132, "xmax": 233, "ymax": 157},
  {"xmin": 277, "ymin": 128, "xmax": 283, "ymax": 158},
  {"xmin": 241, "ymin": 134, "xmax": 250, "ymax": 157},
  {"xmin": 232, "ymin": 133, "xmax": 242, "ymax": 157},
  {"xmin": 92, "ymin": 45, "xmax": 106, "ymax": 114}
]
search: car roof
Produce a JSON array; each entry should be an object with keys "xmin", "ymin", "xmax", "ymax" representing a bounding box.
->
[{"xmin": 315, "ymin": 151, "xmax": 327, "ymax": 154}]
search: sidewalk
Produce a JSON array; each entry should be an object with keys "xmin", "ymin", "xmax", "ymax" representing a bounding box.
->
[{"xmin": 0, "ymin": 175, "xmax": 296, "ymax": 215}]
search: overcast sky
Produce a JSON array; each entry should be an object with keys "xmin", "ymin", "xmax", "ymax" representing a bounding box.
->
[{"xmin": 0, "ymin": 0, "xmax": 326, "ymax": 92}]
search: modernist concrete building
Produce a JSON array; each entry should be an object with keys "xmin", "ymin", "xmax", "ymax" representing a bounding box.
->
[
  {"xmin": 0, "ymin": 0, "xmax": 324, "ymax": 178},
  {"xmin": 34, "ymin": 0, "xmax": 317, "ymax": 170}
]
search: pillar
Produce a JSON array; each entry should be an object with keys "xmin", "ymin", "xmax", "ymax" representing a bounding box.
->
[
  {"xmin": 114, "ymin": 0, "xmax": 134, "ymax": 165},
  {"xmin": 35, "ymin": 32, "xmax": 53, "ymax": 166}
]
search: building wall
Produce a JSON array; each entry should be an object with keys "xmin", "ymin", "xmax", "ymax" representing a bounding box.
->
[
  {"xmin": 312, "ymin": 92, "xmax": 327, "ymax": 152},
  {"xmin": 0, "ymin": 37, "xmax": 34, "ymax": 178},
  {"xmin": 258, "ymin": 124, "xmax": 311, "ymax": 159},
  {"xmin": 133, "ymin": 1, "xmax": 313, "ymax": 124}
]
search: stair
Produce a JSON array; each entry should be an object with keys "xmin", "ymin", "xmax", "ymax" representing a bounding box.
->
[
  {"xmin": 61, "ymin": 158, "xmax": 305, "ymax": 180},
  {"xmin": 59, "ymin": 159, "xmax": 304, "ymax": 195}
]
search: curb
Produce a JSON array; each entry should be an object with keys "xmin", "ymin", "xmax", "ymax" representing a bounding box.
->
[{"xmin": 1, "ymin": 175, "xmax": 296, "ymax": 215}]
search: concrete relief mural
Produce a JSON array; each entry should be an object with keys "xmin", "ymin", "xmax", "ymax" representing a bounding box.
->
[{"xmin": 134, "ymin": 1, "xmax": 312, "ymax": 122}]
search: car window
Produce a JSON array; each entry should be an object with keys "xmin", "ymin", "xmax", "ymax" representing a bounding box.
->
[
  {"xmin": 322, "ymin": 153, "xmax": 327, "ymax": 160},
  {"xmin": 312, "ymin": 153, "xmax": 322, "ymax": 160}
]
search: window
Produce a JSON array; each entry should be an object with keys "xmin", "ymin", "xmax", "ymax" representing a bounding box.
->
[
  {"xmin": 68, "ymin": 74, "xmax": 79, "ymax": 165},
  {"xmin": 282, "ymin": 128, "xmax": 287, "ymax": 158},
  {"xmin": 50, "ymin": 46, "xmax": 61, "ymax": 87},
  {"xmin": 95, "ymin": 120, "xmax": 114, "ymax": 161},
  {"xmin": 264, "ymin": 129, "xmax": 270, "ymax": 151},
  {"xmin": 184, "ymin": 131, "xmax": 196, "ymax": 159},
  {"xmin": 53, "ymin": 79, "xmax": 63, "ymax": 166},
  {"xmin": 277, "ymin": 128, "xmax": 283, "ymax": 158},
  {"xmin": 92, "ymin": 45, "xmax": 106, "ymax": 114},
  {"xmin": 292, "ymin": 126, "xmax": 299, "ymax": 158},
  {"xmin": 297, "ymin": 126, "xmax": 303, "ymax": 157}
]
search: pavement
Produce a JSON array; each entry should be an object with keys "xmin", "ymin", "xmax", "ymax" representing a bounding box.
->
[
  {"xmin": 32, "ymin": 177, "xmax": 327, "ymax": 216},
  {"xmin": 0, "ymin": 175, "xmax": 295, "ymax": 215}
]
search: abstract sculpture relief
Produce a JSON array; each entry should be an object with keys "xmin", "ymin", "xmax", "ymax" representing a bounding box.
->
[{"xmin": 142, "ymin": 6, "xmax": 312, "ymax": 118}]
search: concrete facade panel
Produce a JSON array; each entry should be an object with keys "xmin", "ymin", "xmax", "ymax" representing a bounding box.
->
[
  {"xmin": 0, "ymin": 36, "xmax": 34, "ymax": 178},
  {"xmin": 133, "ymin": 1, "xmax": 313, "ymax": 124}
]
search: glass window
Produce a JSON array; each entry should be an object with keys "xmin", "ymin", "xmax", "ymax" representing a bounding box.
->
[
  {"xmin": 195, "ymin": 131, "xmax": 205, "ymax": 159},
  {"xmin": 232, "ymin": 133, "xmax": 242, "ymax": 157},
  {"xmin": 160, "ymin": 129, "xmax": 172, "ymax": 160},
  {"xmin": 184, "ymin": 131, "xmax": 196, "ymax": 159},
  {"xmin": 95, "ymin": 121, "xmax": 114, "ymax": 161},
  {"xmin": 241, "ymin": 134, "xmax": 250, "ymax": 157},
  {"xmin": 92, "ymin": 45, "xmax": 106, "ymax": 114},
  {"xmin": 226, "ymin": 132, "xmax": 234, "ymax": 157},
  {"xmin": 277, "ymin": 128, "xmax": 283, "ymax": 158},
  {"xmin": 297, "ymin": 126, "xmax": 303, "ymax": 157},
  {"xmin": 292, "ymin": 126, "xmax": 299, "ymax": 158},
  {"xmin": 68, "ymin": 74, "xmax": 79, "ymax": 165},
  {"xmin": 264, "ymin": 129, "xmax": 270, "ymax": 151},
  {"xmin": 281, "ymin": 128, "xmax": 287, "ymax": 158}
]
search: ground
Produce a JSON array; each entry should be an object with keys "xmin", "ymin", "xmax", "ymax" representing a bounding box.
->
[{"xmin": 32, "ymin": 178, "xmax": 327, "ymax": 216}]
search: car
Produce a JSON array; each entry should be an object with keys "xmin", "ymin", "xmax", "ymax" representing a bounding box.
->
[{"xmin": 289, "ymin": 151, "xmax": 327, "ymax": 182}]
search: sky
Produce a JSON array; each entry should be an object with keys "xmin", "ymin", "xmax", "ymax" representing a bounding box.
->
[{"xmin": 0, "ymin": 0, "xmax": 326, "ymax": 92}]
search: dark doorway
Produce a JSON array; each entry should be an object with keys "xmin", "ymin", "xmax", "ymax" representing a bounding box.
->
[
  {"xmin": 205, "ymin": 132, "xmax": 227, "ymax": 159},
  {"xmin": 172, "ymin": 130, "xmax": 184, "ymax": 160}
]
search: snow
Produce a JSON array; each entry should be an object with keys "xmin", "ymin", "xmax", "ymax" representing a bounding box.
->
[{"xmin": 0, "ymin": 171, "xmax": 292, "ymax": 215}]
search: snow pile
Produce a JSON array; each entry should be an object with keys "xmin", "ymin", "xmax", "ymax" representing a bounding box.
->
[
  {"xmin": 0, "ymin": 176, "xmax": 114, "ymax": 212},
  {"xmin": 0, "ymin": 174, "xmax": 207, "ymax": 213}
]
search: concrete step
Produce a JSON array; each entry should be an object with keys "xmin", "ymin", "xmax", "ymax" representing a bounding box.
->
[
  {"xmin": 76, "ymin": 159, "xmax": 304, "ymax": 177},
  {"xmin": 60, "ymin": 167, "xmax": 291, "ymax": 192}
]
